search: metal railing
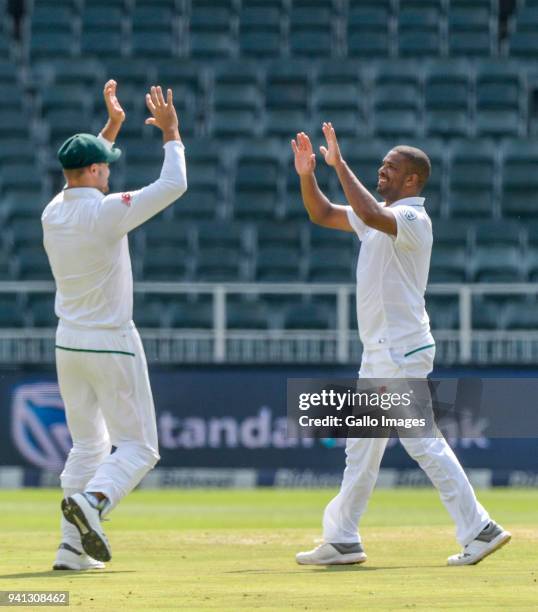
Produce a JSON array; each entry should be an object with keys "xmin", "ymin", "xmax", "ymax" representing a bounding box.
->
[{"xmin": 1, "ymin": 281, "xmax": 537, "ymax": 365}]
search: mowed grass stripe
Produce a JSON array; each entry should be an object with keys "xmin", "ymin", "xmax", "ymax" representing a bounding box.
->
[{"xmin": 0, "ymin": 489, "xmax": 536, "ymax": 610}]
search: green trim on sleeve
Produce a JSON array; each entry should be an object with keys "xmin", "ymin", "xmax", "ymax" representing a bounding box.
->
[
  {"xmin": 404, "ymin": 343, "xmax": 436, "ymax": 358},
  {"xmin": 55, "ymin": 345, "xmax": 135, "ymax": 357}
]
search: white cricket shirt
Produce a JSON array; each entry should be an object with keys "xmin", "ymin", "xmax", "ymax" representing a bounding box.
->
[
  {"xmin": 346, "ymin": 196, "xmax": 434, "ymax": 352},
  {"xmin": 42, "ymin": 138, "xmax": 187, "ymax": 329}
]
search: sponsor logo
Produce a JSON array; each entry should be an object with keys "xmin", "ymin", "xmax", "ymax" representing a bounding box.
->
[
  {"xmin": 121, "ymin": 192, "xmax": 132, "ymax": 206},
  {"xmin": 404, "ymin": 208, "xmax": 417, "ymax": 221},
  {"xmin": 11, "ymin": 382, "xmax": 70, "ymax": 471}
]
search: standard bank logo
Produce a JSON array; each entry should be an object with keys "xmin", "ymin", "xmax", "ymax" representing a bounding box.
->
[{"xmin": 11, "ymin": 382, "xmax": 71, "ymax": 471}]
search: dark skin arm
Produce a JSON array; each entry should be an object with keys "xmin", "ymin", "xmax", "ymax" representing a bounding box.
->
[
  {"xmin": 320, "ymin": 122, "xmax": 397, "ymax": 236},
  {"xmin": 291, "ymin": 132, "xmax": 353, "ymax": 232}
]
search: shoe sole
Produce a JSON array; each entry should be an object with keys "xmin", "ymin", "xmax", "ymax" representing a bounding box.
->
[
  {"xmin": 296, "ymin": 554, "xmax": 367, "ymax": 566},
  {"xmin": 448, "ymin": 531, "xmax": 512, "ymax": 566},
  {"xmin": 469, "ymin": 531, "xmax": 512, "ymax": 565},
  {"xmin": 61, "ymin": 498, "xmax": 111, "ymax": 562},
  {"xmin": 53, "ymin": 563, "xmax": 104, "ymax": 571}
]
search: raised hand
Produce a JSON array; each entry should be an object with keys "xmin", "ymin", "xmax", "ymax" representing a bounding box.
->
[
  {"xmin": 103, "ymin": 79, "xmax": 125, "ymax": 124},
  {"xmin": 291, "ymin": 132, "xmax": 316, "ymax": 176},
  {"xmin": 145, "ymin": 85, "xmax": 179, "ymax": 141},
  {"xmin": 320, "ymin": 122, "xmax": 343, "ymax": 167}
]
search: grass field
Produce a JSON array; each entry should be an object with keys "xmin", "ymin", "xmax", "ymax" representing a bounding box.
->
[{"xmin": 0, "ymin": 488, "xmax": 536, "ymax": 611}]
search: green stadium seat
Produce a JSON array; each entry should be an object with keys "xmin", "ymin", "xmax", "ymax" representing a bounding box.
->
[
  {"xmin": 2, "ymin": 192, "xmax": 44, "ymax": 223},
  {"xmin": 526, "ymin": 247, "xmax": 538, "ymax": 281},
  {"xmin": 131, "ymin": 31, "xmax": 175, "ymax": 57},
  {"xmin": 509, "ymin": 31, "xmax": 538, "ymax": 58},
  {"xmin": 132, "ymin": 6, "xmax": 174, "ymax": 29},
  {"xmin": 256, "ymin": 246, "xmax": 303, "ymax": 281},
  {"xmin": 474, "ymin": 220, "xmax": 522, "ymax": 248},
  {"xmin": 189, "ymin": 7, "xmax": 234, "ymax": 58},
  {"xmin": 227, "ymin": 301, "xmax": 270, "ymax": 330},
  {"xmin": 0, "ymin": 296, "xmax": 26, "ymax": 327},
  {"xmin": 142, "ymin": 246, "xmax": 190, "ymax": 280},
  {"xmin": 425, "ymin": 62, "xmax": 471, "ymax": 137},
  {"xmin": 234, "ymin": 191, "xmax": 277, "ymax": 220},
  {"xmin": 27, "ymin": 295, "xmax": 57, "ymax": 327},
  {"xmin": 133, "ymin": 0, "xmax": 179, "ymax": 8},
  {"xmin": 133, "ymin": 296, "xmax": 169, "ymax": 328},
  {"xmin": 196, "ymin": 248, "xmax": 244, "ymax": 281},
  {"xmin": 0, "ymin": 60, "xmax": 17, "ymax": 85},
  {"xmin": 80, "ymin": 32, "xmax": 123, "ymax": 58},
  {"xmin": 82, "ymin": 6, "xmax": 124, "ymax": 28},
  {"xmin": 0, "ymin": 140, "xmax": 37, "ymax": 165},
  {"xmin": 472, "ymin": 246, "xmax": 524, "ymax": 282},
  {"xmin": 398, "ymin": 8, "xmax": 442, "ymax": 57},
  {"xmin": 257, "ymin": 222, "xmax": 304, "ymax": 249},
  {"xmin": 7, "ymin": 219, "xmax": 43, "ymax": 250},
  {"xmin": 447, "ymin": 4, "xmax": 496, "ymax": 57},
  {"xmin": 501, "ymin": 140, "xmax": 538, "ymax": 218},
  {"xmin": 472, "ymin": 296, "xmax": 505, "ymax": 330},
  {"xmin": 289, "ymin": 4, "xmax": 335, "ymax": 57},
  {"xmin": 31, "ymin": 6, "xmax": 73, "ymax": 29},
  {"xmin": 283, "ymin": 302, "xmax": 333, "ymax": 330},
  {"xmin": 239, "ymin": 3, "xmax": 282, "ymax": 57},
  {"xmin": 429, "ymin": 246, "xmax": 468, "ymax": 282},
  {"xmin": 448, "ymin": 140, "xmax": 496, "ymax": 218},
  {"xmin": 16, "ymin": 247, "xmax": 52, "ymax": 281},
  {"xmin": 197, "ymin": 221, "xmax": 245, "ymax": 252},
  {"xmin": 347, "ymin": 5, "xmax": 390, "ymax": 57},
  {"xmin": 103, "ymin": 59, "xmax": 151, "ymax": 88},
  {"xmin": 503, "ymin": 302, "xmax": 538, "ymax": 330},
  {"xmin": 309, "ymin": 224, "xmax": 355, "ymax": 250},
  {"xmin": 142, "ymin": 218, "xmax": 192, "ymax": 249},
  {"xmin": 169, "ymin": 301, "xmax": 213, "ymax": 329},
  {"xmin": 308, "ymin": 248, "xmax": 354, "ymax": 282},
  {"xmin": 426, "ymin": 295, "xmax": 459, "ymax": 330},
  {"xmin": 30, "ymin": 31, "xmax": 74, "ymax": 59},
  {"xmin": 173, "ymin": 186, "xmax": 219, "ymax": 220},
  {"xmin": 1, "ymin": 163, "xmax": 42, "ymax": 196}
]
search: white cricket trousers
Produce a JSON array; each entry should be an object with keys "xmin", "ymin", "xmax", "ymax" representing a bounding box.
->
[
  {"xmin": 322, "ymin": 345, "xmax": 490, "ymax": 546},
  {"xmin": 56, "ymin": 321, "xmax": 160, "ymax": 511}
]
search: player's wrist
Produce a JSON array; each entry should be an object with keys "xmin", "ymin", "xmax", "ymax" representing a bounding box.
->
[{"xmin": 162, "ymin": 126, "xmax": 181, "ymax": 143}]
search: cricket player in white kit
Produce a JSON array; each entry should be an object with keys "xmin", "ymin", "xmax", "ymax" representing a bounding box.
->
[
  {"xmin": 42, "ymin": 81, "xmax": 186, "ymax": 570},
  {"xmin": 291, "ymin": 123, "xmax": 511, "ymax": 567}
]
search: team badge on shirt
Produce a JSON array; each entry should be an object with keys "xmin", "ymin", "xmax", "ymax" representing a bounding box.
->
[
  {"xmin": 121, "ymin": 193, "xmax": 132, "ymax": 207},
  {"xmin": 404, "ymin": 209, "xmax": 417, "ymax": 221}
]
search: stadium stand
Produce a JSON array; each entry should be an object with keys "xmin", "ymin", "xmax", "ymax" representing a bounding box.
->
[{"xmin": 0, "ymin": 0, "xmax": 535, "ymax": 345}]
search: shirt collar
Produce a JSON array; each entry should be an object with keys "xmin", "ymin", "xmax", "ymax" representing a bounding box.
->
[
  {"xmin": 386, "ymin": 196, "xmax": 425, "ymax": 208},
  {"xmin": 62, "ymin": 187, "xmax": 104, "ymax": 200}
]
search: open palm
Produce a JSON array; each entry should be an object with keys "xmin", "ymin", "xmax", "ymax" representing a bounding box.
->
[
  {"xmin": 320, "ymin": 122, "xmax": 343, "ymax": 167},
  {"xmin": 103, "ymin": 79, "xmax": 125, "ymax": 124},
  {"xmin": 291, "ymin": 132, "xmax": 316, "ymax": 176}
]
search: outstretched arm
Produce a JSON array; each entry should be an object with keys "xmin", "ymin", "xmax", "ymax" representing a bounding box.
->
[
  {"xmin": 97, "ymin": 85, "xmax": 187, "ymax": 236},
  {"xmin": 100, "ymin": 79, "xmax": 125, "ymax": 143},
  {"xmin": 291, "ymin": 132, "xmax": 352, "ymax": 232},
  {"xmin": 320, "ymin": 122, "xmax": 396, "ymax": 236}
]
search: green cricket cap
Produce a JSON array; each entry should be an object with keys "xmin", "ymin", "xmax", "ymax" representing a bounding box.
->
[{"xmin": 57, "ymin": 133, "xmax": 122, "ymax": 169}]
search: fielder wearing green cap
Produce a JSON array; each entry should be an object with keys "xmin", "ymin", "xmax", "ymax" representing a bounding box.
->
[
  {"xmin": 42, "ymin": 80, "xmax": 187, "ymax": 572},
  {"xmin": 58, "ymin": 133, "xmax": 122, "ymax": 170}
]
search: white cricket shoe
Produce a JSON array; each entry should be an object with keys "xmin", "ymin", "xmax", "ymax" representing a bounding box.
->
[
  {"xmin": 447, "ymin": 521, "xmax": 511, "ymax": 566},
  {"xmin": 61, "ymin": 493, "xmax": 112, "ymax": 562},
  {"xmin": 53, "ymin": 542, "xmax": 105, "ymax": 571},
  {"xmin": 296, "ymin": 542, "xmax": 367, "ymax": 565}
]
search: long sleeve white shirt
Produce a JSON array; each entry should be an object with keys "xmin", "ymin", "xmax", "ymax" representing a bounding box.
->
[{"xmin": 42, "ymin": 139, "xmax": 187, "ymax": 329}]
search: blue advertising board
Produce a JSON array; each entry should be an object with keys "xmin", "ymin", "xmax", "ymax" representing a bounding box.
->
[{"xmin": 2, "ymin": 366, "xmax": 538, "ymax": 486}]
